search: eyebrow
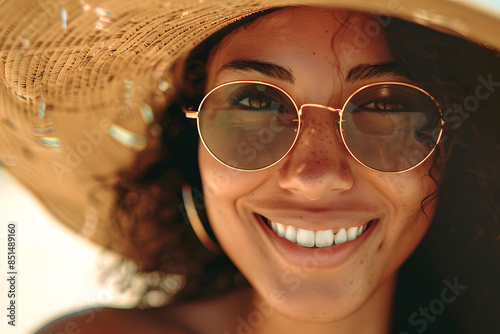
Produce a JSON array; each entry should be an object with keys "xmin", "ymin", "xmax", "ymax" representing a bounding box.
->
[
  {"xmin": 345, "ymin": 62, "xmax": 407, "ymax": 83},
  {"xmin": 219, "ymin": 60, "xmax": 406, "ymax": 85},
  {"xmin": 219, "ymin": 59, "xmax": 296, "ymax": 84}
]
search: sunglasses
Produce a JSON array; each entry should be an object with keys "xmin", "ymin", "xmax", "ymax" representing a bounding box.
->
[{"xmin": 185, "ymin": 81, "xmax": 444, "ymax": 172}]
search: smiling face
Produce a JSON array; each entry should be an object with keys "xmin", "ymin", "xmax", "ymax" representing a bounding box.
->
[{"xmin": 198, "ymin": 7, "xmax": 437, "ymax": 322}]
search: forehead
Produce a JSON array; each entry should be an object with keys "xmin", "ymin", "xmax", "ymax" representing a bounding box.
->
[
  {"xmin": 207, "ymin": 6, "xmax": 393, "ymax": 85},
  {"xmin": 215, "ymin": 7, "xmax": 349, "ymax": 55}
]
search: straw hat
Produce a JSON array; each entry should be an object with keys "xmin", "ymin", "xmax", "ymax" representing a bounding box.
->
[{"xmin": 1, "ymin": 0, "xmax": 499, "ymax": 253}]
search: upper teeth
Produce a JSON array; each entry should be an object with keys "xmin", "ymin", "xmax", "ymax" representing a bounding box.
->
[{"xmin": 269, "ymin": 221, "xmax": 368, "ymax": 248}]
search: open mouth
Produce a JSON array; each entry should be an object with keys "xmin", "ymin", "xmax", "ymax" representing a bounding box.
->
[{"xmin": 257, "ymin": 214, "xmax": 377, "ymax": 248}]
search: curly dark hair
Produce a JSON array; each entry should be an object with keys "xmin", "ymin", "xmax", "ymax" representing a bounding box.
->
[{"xmin": 108, "ymin": 9, "xmax": 500, "ymax": 334}]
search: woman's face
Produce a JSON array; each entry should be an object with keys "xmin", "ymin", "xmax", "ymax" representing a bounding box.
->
[{"xmin": 199, "ymin": 7, "xmax": 437, "ymax": 321}]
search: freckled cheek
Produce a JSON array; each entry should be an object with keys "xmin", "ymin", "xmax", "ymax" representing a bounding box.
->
[
  {"xmin": 198, "ymin": 146, "xmax": 266, "ymax": 203},
  {"xmin": 375, "ymin": 177, "xmax": 435, "ymax": 261},
  {"xmin": 378, "ymin": 172, "xmax": 434, "ymax": 210},
  {"xmin": 381, "ymin": 178, "xmax": 436, "ymax": 253},
  {"xmin": 368, "ymin": 174, "xmax": 435, "ymax": 254},
  {"xmin": 198, "ymin": 147, "xmax": 235, "ymax": 204},
  {"xmin": 202, "ymin": 169, "xmax": 235, "ymax": 198}
]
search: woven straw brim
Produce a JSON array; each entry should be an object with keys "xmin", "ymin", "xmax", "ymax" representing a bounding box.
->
[{"xmin": 1, "ymin": 0, "xmax": 499, "ymax": 253}]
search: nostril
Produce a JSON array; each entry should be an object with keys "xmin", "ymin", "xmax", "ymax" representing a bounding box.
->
[{"xmin": 278, "ymin": 166, "xmax": 353, "ymax": 201}]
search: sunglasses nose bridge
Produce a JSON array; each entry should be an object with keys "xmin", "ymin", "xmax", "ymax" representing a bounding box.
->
[
  {"xmin": 299, "ymin": 103, "xmax": 342, "ymax": 113},
  {"xmin": 298, "ymin": 104, "xmax": 344, "ymax": 144}
]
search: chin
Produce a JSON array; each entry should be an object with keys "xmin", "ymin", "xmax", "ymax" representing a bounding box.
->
[{"xmin": 247, "ymin": 268, "xmax": 382, "ymax": 323}]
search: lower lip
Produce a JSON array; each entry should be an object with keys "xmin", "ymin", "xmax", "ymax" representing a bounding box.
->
[{"xmin": 256, "ymin": 215, "xmax": 378, "ymax": 269}]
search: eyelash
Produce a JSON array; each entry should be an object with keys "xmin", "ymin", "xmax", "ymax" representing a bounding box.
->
[
  {"xmin": 357, "ymin": 96, "xmax": 411, "ymax": 113},
  {"xmin": 227, "ymin": 89, "xmax": 255, "ymax": 106},
  {"xmin": 226, "ymin": 87, "xmax": 413, "ymax": 115}
]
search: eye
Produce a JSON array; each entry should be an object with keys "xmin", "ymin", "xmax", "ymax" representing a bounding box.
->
[
  {"xmin": 361, "ymin": 96, "xmax": 410, "ymax": 113},
  {"xmin": 227, "ymin": 84, "xmax": 291, "ymax": 113},
  {"xmin": 239, "ymin": 95, "xmax": 272, "ymax": 109}
]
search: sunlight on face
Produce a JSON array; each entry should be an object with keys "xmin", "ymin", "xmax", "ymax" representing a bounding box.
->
[{"xmin": 199, "ymin": 6, "xmax": 437, "ymax": 322}]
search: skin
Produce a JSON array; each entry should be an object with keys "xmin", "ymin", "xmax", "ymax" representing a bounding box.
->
[
  {"xmin": 37, "ymin": 6, "xmax": 439, "ymax": 334},
  {"xmin": 199, "ymin": 6, "xmax": 438, "ymax": 334}
]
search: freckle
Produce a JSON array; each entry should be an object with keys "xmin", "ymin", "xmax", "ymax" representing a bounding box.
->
[
  {"xmin": 313, "ymin": 52, "xmax": 316, "ymax": 55},
  {"xmin": 325, "ymin": 30, "xmax": 328, "ymax": 33},
  {"xmin": 360, "ymin": 259, "xmax": 364, "ymax": 264},
  {"xmin": 316, "ymin": 160, "xmax": 320, "ymax": 164}
]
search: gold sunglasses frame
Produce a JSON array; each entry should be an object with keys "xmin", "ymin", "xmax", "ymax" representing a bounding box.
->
[{"xmin": 184, "ymin": 80, "xmax": 444, "ymax": 173}]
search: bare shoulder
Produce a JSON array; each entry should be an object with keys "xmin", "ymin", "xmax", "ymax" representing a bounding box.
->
[
  {"xmin": 35, "ymin": 307, "xmax": 188, "ymax": 334},
  {"xmin": 36, "ymin": 288, "xmax": 253, "ymax": 334},
  {"xmin": 153, "ymin": 287, "xmax": 255, "ymax": 334}
]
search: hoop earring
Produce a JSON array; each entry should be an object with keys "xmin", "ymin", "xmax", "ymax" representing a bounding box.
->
[{"xmin": 182, "ymin": 184, "xmax": 223, "ymax": 255}]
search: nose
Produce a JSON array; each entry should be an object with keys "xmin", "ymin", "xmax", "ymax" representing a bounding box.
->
[{"xmin": 278, "ymin": 105, "xmax": 354, "ymax": 200}]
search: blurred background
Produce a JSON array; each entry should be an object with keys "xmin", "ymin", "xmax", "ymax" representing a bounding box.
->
[{"xmin": 0, "ymin": 167, "xmax": 139, "ymax": 334}]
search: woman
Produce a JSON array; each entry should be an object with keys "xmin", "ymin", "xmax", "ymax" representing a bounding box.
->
[{"xmin": 0, "ymin": 1, "xmax": 498, "ymax": 333}]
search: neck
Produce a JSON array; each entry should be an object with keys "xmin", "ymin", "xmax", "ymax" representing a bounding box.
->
[{"xmin": 251, "ymin": 274, "xmax": 397, "ymax": 334}]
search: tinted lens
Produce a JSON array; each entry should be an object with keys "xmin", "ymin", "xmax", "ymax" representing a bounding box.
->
[
  {"xmin": 341, "ymin": 84, "xmax": 442, "ymax": 172},
  {"xmin": 198, "ymin": 83, "xmax": 299, "ymax": 170}
]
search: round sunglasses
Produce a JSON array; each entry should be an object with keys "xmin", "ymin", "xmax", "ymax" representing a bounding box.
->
[{"xmin": 184, "ymin": 81, "xmax": 444, "ymax": 172}]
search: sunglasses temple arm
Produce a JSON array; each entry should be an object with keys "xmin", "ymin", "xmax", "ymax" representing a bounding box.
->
[{"xmin": 184, "ymin": 110, "xmax": 199, "ymax": 119}]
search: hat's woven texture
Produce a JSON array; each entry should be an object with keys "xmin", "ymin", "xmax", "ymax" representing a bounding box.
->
[{"xmin": 1, "ymin": 0, "xmax": 499, "ymax": 250}]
